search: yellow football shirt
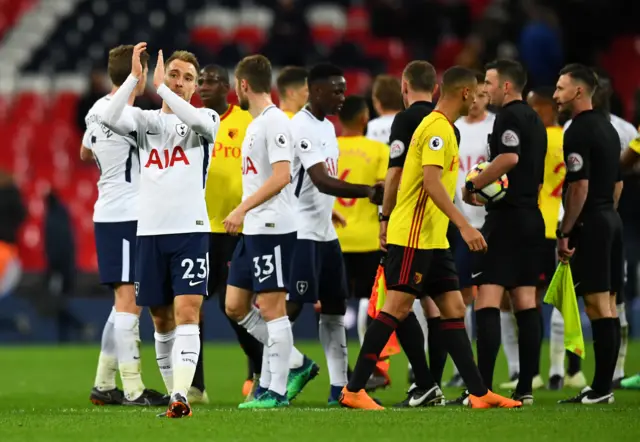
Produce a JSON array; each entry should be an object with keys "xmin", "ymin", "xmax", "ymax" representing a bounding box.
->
[
  {"xmin": 205, "ymin": 105, "xmax": 253, "ymax": 233},
  {"xmin": 630, "ymin": 136, "xmax": 640, "ymax": 155},
  {"xmin": 538, "ymin": 126, "xmax": 565, "ymax": 239},
  {"xmin": 334, "ymin": 135, "xmax": 389, "ymax": 253},
  {"xmin": 283, "ymin": 110, "xmax": 295, "ymax": 119},
  {"xmin": 388, "ymin": 111, "xmax": 459, "ymax": 250}
]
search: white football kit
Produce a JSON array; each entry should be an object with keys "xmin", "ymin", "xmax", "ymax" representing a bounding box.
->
[
  {"xmin": 100, "ymin": 74, "xmax": 219, "ymax": 304},
  {"xmin": 366, "ymin": 114, "xmax": 396, "ymax": 144},
  {"xmin": 454, "ymin": 113, "xmax": 496, "ymax": 229}
]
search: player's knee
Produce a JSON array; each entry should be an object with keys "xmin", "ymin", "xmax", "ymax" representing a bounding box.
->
[
  {"xmin": 584, "ymin": 293, "xmax": 613, "ymax": 320},
  {"xmin": 173, "ymin": 295, "xmax": 202, "ymax": 325},
  {"xmin": 421, "ymin": 297, "xmax": 441, "ymax": 318},
  {"xmin": 225, "ymin": 299, "xmax": 249, "ymax": 322},
  {"xmin": 436, "ymin": 291, "xmax": 466, "ymax": 319},
  {"xmin": 382, "ymin": 295, "xmax": 413, "ymax": 321},
  {"xmin": 257, "ymin": 292, "xmax": 286, "ymax": 322},
  {"xmin": 319, "ymin": 298, "xmax": 346, "ymax": 315},
  {"xmin": 114, "ymin": 283, "xmax": 140, "ymax": 315},
  {"xmin": 150, "ymin": 305, "xmax": 175, "ymax": 333}
]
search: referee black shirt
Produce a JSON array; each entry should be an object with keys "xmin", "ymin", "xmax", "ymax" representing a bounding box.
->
[
  {"xmin": 563, "ymin": 109, "xmax": 622, "ymax": 213},
  {"xmin": 487, "ymin": 100, "xmax": 547, "ymax": 210},
  {"xmin": 387, "ymin": 101, "xmax": 435, "ymax": 168}
]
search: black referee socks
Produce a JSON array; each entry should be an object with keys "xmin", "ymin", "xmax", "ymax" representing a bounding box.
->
[
  {"xmin": 396, "ymin": 312, "xmax": 436, "ymax": 389},
  {"xmin": 514, "ymin": 308, "xmax": 541, "ymax": 395},
  {"xmin": 347, "ymin": 311, "xmax": 399, "ymax": 392},
  {"xmin": 441, "ymin": 318, "xmax": 488, "ymax": 397},
  {"xmin": 475, "ymin": 307, "xmax": 501, "ymax": 391},
  {"xmin": 591, "ymin": 317, "xmax": 617, "ymax": 395},
  {"xmin": 427, "ymin": 317, "xmax": 447, "ymax": 386}
]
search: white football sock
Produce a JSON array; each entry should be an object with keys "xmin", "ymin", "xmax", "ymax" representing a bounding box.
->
[
  {"xmin": 614, "ymin": 303, "xmax": 628, "ymax": 380},
  {"xmin": 94, "ymin": 307, "xmax": 117, "ymax": 391},
  {"xmin": 452, "ymin": 305, "xmax": 474, "ymax": 377},
  {"xmin": 500, "ymin": 311, "xmax": 520, "ymax": 377},
  {"xmin": 259, "ymin": 345, "xmax": 271, "ymax": 389},
  {"xmin": 357, "ymin": 298, "xmax": 369, "ymax": 346},
  {"xmin": 266, "ymin": 316, "xmax": 293, "ymax": 396},
  {"xmin": 154, "ymin": 329, "xmax": 175, "ymax": 394},
  {"xmin": 549, "ymin": 308, "xmax": 565, "ymax": 378},
  {"xmin": 410, "ymin": 299, "xmax": 429, "ymax": 369},
  {"xmin": 239, "ymin": 307, "xmax": 304, "ymax": 370},
  {"xmin": 171, "ymin": 324, "xmax": 200, "ymax": 398},
  {"xmin": 114, "ymin": 312, "xmax": 145, "ymax": 400},
  {"xmin": 319, "ymin": 314, "xmax": 348, "ymax": 387}
]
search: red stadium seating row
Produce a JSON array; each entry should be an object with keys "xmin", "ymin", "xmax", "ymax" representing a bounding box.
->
[{"xmin": 0, "ymin": 0, "xmax": 37, "ymax": 40}]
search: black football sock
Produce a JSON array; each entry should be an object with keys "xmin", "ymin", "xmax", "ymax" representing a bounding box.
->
[
  {"xmin": 441, "ymin": 318, "xmax": 488, "ymax": 397},
  {"xmin": 590, "ymin": 318, "xmax": 616, "ymax": 395},
  {"xmin": 191, "ymin": 319, "xmax": 206, "ymax": 391},
  {"xmin": 347, "ymin": 311, "xmax": 399, "ymax": 392},
  {"xmin": 427, "ymin": 316, "xmax": 447, "ymax": 386},
  {"xmin": 514, "ymin": 308, "xmax": 541, "ymax": 394},
  {"xmin": 226, "ymin": 314, "xmax": 263, "ymax": 375},
  {"xmin": 395, "ymin": 312, "xmax": 435, "ymax": 389},
  {"xmin": 612, "ymin": 317, "xmax": 622, "ymax": 379},
  {"xmin": 475, "ymin": 307, "xmax": 501, "ymax": 391},
  {"xmin": 567, "ymin": 351, "xmax": 582, "ymax": 376}
]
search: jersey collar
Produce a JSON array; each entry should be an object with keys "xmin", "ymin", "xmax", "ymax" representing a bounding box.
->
[
  {"xmin": 219, "ymin": 104, "xmax": 234, "ymax": 121},
  {"xmin": 410, "ymin": 101, "xmax": 434, "ymax": 109}
]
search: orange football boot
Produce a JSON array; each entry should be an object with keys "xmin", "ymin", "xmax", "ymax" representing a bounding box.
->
[
  {"xmin": 469, "ymin": 390, "xmax": 522, "ymax": 408},
  {"xmin": 339, "ymin": 387, "xmax": 384, "ymax": 410}
]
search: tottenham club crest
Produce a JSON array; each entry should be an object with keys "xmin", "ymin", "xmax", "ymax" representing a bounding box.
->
[
  {"xmin": 296, "ymin": 281, "xmax": 308, "ymax": 295},
  {"xmin": 176, "ymin": 123, "xmax": 188, "ymax": 137}
]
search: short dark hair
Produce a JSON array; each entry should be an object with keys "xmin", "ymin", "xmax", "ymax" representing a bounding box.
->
[
  {"xmin": 308, "ymin": 63, "xmax": 344, "ymax": 86},
  {"xmin": 108, "ymin": 45, "xmax": 149, "ymax": 87},
  {"xmin": 338, "ymin": 95, "xmax": 368, "ymax": 125},
  {"xmin": 485, "ymin": 59, "xmax": 527, "ymax": 92},
  {"xmin": 558, "ymin": 63, "xmax": 598, "ymax": 93},
  {"xmin": 402, "ymin": 60, "xmax": 437, "ymax": 93},
  {"xmin": 201, "ymin": 64, "xmax": 229, "ymax": 84},
  {"xmin": 591, "ymin": 66, "xmax": 612, "ymax": 111},
  {"xmin": 474, "ymin": 71, "xmax": 485, "ymax": 84},
  {"xmin": 235, "ymin": 55, "xmax": 272, "ymax": 93},
  {"xmin": 441, "ymin": 66, "xmax": 478, "ymax": 95},
  {"xmin": 372, "ymin": 75, "xmax": 403, "ymax": 111},
  {"xmin": 276, "ymin": 66, "xmax": 308, "ymax": 96}
]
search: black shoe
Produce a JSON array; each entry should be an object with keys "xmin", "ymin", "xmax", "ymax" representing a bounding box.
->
[
  {"xmin": 612, "ymin": 377, "xmax": 623, "ymax": 389},
  {"xmin": 123, "ymin": 389, "xmax": 170, "ymax": 406},
  {"xmin": 511, "ymin": 391, "xmax": 533, "ymax": 405},
  {"xmin": 445, "ymin": 389, "xmax": 469, "ymax": 406},
  {"xmin": 445, "ymin": 373, "xmax": 466, "ymax": 388},
  {"xmin": 394, "ymin": 384, "xmax": 444, "ymax": 408},
  {"xmin": 408, "ymin": 367, "xmax": 415, "ymax": 384},
  {"xmin": 558, "ymin": 387, "xmax": 614, "ymax": 404},
  {"xmin": 90, "ymin": 387, "xmax": 124, "ymax": 405},
  {"xmin": 548, "ymin": 375, "xmax": 564, "ymax": 390},
  {"xmin": 364, "ymin": 374, "xmax": 390, "ymax": 392}
]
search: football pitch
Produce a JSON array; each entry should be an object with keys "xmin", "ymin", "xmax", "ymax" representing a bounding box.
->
[{"xmin": 1, "ymin": 342, "xmax": 639, "ymax": 442}]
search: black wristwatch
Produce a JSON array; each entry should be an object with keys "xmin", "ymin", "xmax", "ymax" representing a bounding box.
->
[
  {"xmin": 556, "ymin": 229, "xmax": 570, "ymax": 239},
  {"xmin": 465, "ymin": 180, "xmax": 477, "ymax": 193},
  {"xmin": 379, "ymin": 213, "xmax": 390, "ymax": 222}
]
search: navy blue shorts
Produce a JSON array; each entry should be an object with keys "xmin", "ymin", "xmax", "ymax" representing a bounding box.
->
[
  {"xmin": 135, "ymin": 233, "xmax": 209, "ymax": 307},
  {"xmin": 94, "ymin": 221, "xmax": 137, "ymax": 286},
  {"xmin": 451, "ymin": 228, "xmax": 474, "ymax": 289},
  {"xmin": 288, "ymin": 239, "xmax": 348, "ymax": 304},
  {"xmin": 227, "ymin": 232, "xmax": 296, "ymax": 293}
]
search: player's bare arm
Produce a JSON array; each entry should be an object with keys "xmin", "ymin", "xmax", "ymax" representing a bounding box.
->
[
  {"xmin": 224, "ymin": 160, "xmax": 291, "ymax": 234},
  {"xmin": 153, "ymin": 50, "xmax": 218, "ymax": 142},
  {"xmin": 306, "ymin": 163, "xmax": 383, "ymax": 204},
  {"xmin": 557, "ymin": 179, "xmax": 588, "ymax": 260},
  {"xmin": 80, "ymin": 144, "xmax": 93, "ymax": 161},
  {"xmin": 613, "ymin": 180, "xmax": 623, "ymax": 211},
  {"xmin": 423, "ymin": 164, "xmax": 487, "ymax": 252},
  {"xmin": 331, "ymin": 209, "xmax": 347, "ymax": 227}
]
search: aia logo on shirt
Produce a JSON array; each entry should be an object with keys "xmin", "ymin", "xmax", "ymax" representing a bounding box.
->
[
  {"xmin": 326, "ymin": 158, "xmax": 337, "ymax": 177},
  {"xmin": 145, "ymin": 147, "xmax": 190, "ymax": 169},
  {"xmin": 242, "ymin": 156, "xmax": 258, "ymax": 175}
]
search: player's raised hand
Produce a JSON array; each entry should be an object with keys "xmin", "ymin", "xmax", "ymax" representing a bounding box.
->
[
  {"xmin": 460, "ymin": 224, "xmax": 487, "ymax": 252},
  {"xmin": 131, "ymin": 42, "xmax": 147, "ymax": 79},
  {"xmin": 153, "ymin": 49, "xmax": 165, "ymax": 89},
  {"xmin": 223, "ymin": 207, "xmax": 245, "ymax": 235},
  {"xmin": 462, "ymin": 186, "xmax": 483, "ymax": 206},
  {"xmin": 368, "ymin": 183, "xmax": 384, "ymax": 205}
]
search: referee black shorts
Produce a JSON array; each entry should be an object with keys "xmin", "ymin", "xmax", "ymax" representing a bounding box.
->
[
  {"xmin": 385, "ymin": 244, "xmax": 459, "ymax": 298},
  {"xmin": 343, "ymin": 251, "xmax": 381, "ymax": 299},
  {"xmin": 569, "ymin": 210, "xmax": 624, "ymax": 297},
  {"xmin": 208, "ymin": 233, "xmax": 241, "ymax": 299},
  {"xmin": 473, "ymin": 207, "xmax": 545, "ymax": 289},
  {"xmin": 538, "ymin": 238, "xmax": 558, "ymax": 287}
]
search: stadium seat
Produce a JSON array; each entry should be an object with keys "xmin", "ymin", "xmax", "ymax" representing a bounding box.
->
[
  {"xmin": 232, "ymin": 26, "xmax": 266, "ymax": 53},
  {"xmin": 10, "ymin": 92, "xmax": 48, "ymax": 124},
  {"xmin": 343, "ymin": 69, "xmax": 372, "ymax": 95},
  {"xmin": 190, "ymin": 27, "xmax": 229, "ymax": 53},
  {"xmin": 311, "ymin": 25, "xmax": 344, "ymax": 52},
  {"xmin": 49, "ymin": 92, "xmax": 80, "ymax": 124}
]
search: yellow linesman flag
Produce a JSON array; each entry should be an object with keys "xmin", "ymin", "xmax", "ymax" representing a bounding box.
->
[{"xmin": 544, "ymin": 262, "xmax": 585, "ymax": 359}]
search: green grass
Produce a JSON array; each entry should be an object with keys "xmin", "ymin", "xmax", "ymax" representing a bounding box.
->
[{"xmin": 1, "ymin": 341, "xmax": 639, "ymax": 441}]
